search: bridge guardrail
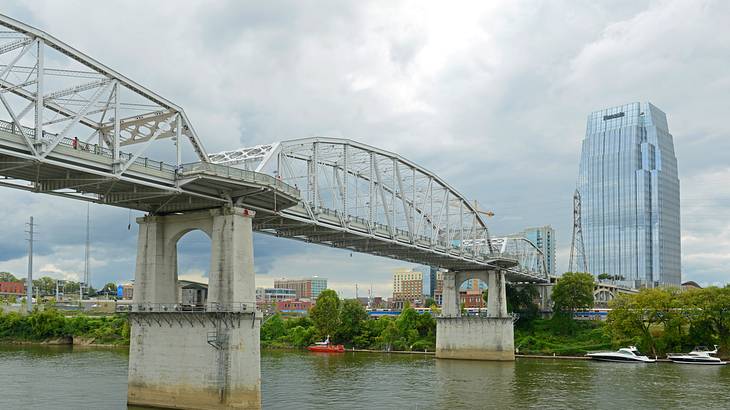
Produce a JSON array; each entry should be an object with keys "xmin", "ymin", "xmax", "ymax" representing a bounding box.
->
[
  {"xmin": 180, "ymin": 161, "xmax": 299, "ymax": 197},
  {"xmin": 117, "ymin": 302, "xmax": 253, "ymax": 313},
  {"xmin": 0, "ymin": 119, "xmax": 177, "ymax": 175}
]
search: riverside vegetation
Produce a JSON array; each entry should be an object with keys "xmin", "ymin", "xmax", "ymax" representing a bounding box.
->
[
  {"xmin": 0, "ymin": 307, "xmax": 130, "ymax": 345},
  {"xmin": 2, "ymin": 272, "xmax": 729, "ymax": 356}
]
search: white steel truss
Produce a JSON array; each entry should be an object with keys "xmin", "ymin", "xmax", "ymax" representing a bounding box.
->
[
  {"xmin": 0, "ymin": 14, "xmax": 208, "ymax": 172},
  {"xmin": 212, "ymin": 138, "xmax": 548, "ymax": 282}
]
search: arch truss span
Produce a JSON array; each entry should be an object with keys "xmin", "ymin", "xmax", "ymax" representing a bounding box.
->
[
  {"xmin": 211, "ymin": 137, "xmax": 546, "ymax": 282},
  {"xmin": 0, "ymin": 14, "xmax": 208, "ymax": 171}
]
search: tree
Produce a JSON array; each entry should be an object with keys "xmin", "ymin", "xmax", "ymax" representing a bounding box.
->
[
  {"xmin": 0, "ymin": 272, "xmax": 19, "ymax": 282},
  {"xmin": 506, "ymin": 283, "xmax": 539, "ymax": 321},
  {"xmin": 682, "ymin": 286, "xmax": 730, "ymax": 355},
  {"xmin": 552, "ymin": 272, "xmax": 594, "ymax": 314},
  {"xmin": 338, "ymin": 299, "xmax": 367, "ymax": 344},
  {"xmin": 101, "ymin": 282, "xmax": 117, "ymax": 294},
  {"xmin": 32, "ymin": 277, "xmax": 56, "ymax": 296},
  {"xmin": 607, "ymin": 287, "xmax": 680, "ymax": 355},
  {"xmin": 260, "ymin": 314, "xmax": 286, "ymax": 344},
  {"xmin": 309, "ymin": 289, "xmax": 341, "ymax": 339}
]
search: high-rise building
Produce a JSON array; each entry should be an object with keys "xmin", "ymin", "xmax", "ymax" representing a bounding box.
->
[
  {"xmin": 517, "ymin": 226, "xmax": 556, "ymax": 276},
  {"xmin": 392, "ymin": 268, "xmax": 424, "ymax": 308},
  {"xmin": 577, "ymin": 102, "xmax": 681, "ymax": 287},
  {"xmin": 273, "ymin": 277, "xmax": 328, "ymax": 299}
]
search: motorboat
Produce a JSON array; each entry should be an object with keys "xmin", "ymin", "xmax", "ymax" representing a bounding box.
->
[
  {"xmin": 586, "ymin": 346, "xmax": 656, "ymax": 363},
  {"xmin": 306, "ymin": 336, "xmax": 345, "ymax": 353},
  {"xmin": 667, "ymin": 345, "xmax": 727, "ymax": 365}
]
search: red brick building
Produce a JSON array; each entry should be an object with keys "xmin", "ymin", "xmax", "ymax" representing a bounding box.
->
[
  {"xmin": 0, "ymin": 281, "xmax": 24, "ymax": 295},
  {"xmin": 275, "ymin": 300, "xmax": 312, "ymax": 313}
]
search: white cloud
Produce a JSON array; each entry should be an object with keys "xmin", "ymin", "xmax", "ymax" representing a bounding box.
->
[{"xmin": 0, "ymin": 0, "xmax": 728, "ymax": 292}]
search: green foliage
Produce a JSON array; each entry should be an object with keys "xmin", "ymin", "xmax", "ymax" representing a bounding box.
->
[
  {"xmin": 515, "ymin": 319, "xmax": 613, "ymax": 355},
  {"xmin": 506, "ymin": 283, "xmax": 539, "ymax": 323},
  {"xmin": 0, "ymin": 272, "xmax": 19, "ymax": 282},
  {"xmin": 552, "ymin": 272, "xmax": 595, "ymax": 314},
  {"xmin": 260, "ymin": 301, "xmax": 436, "ymax": 352},
  {"xmin": 607, "ymin": 286, "xmax": 730, "ymax": 356},
  {"xmin": 337, "ymin": 299, "xmax": 367, "ymax": 343},
  {"xmin": 597, "ymin": 273, "xmax": 626, "ymax": 281},
  {"xmin": 0, "ymin": 309, "xmax": 129, "ymax": 344},
  {"xmin": 309, "ymin": 289, "xmax": 341, "ymax": 338},
  {"xmin": 32, "ymin": 277, "xmax": 57, "ymax": 296}
]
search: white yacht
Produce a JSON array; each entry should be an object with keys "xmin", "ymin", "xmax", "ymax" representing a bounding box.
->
[
  {"xmin": 586, "ymin": 346, "xmax": 656, "ymax": 363},
  {"xmin": 667, "ymin": 346, "xmax": 727, "ymax": 365}
]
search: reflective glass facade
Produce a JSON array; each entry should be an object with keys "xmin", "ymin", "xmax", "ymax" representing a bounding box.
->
[{"xmin": 577, "ymin": 102, "xmax": 680, "ymax": 287}]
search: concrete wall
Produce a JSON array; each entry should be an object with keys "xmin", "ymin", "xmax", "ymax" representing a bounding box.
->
[
  {"xmin": 436, "ymin": 317, "xmax": 514, "ymax": 361},
  {"xmin": 129, "ymin": 207, "xmax": 261, "ymax": 409},
  {"xmin": 128, "ymin": 313, "xmax": 260, "ymax": 409}
]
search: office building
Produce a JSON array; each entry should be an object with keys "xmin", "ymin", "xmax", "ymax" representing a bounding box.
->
[
  {"xmin": 392, "ymin": 268, "xmax": 424, "ymax": 308},
  {"xmin": 577, "ymin": 102, "xmax": 681, "ymax": 287},
  {"xmin": 274, "ymin": 277, "xmax": 328, "ymax": 299},
  {"xmin": 256, "ymin": 287, "xmax": 296, "ymax": 303}
]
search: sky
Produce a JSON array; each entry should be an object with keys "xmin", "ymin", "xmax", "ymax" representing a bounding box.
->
[{"xmin": 1, "ymin": 0, "xmax": 729, "ymax": 297}]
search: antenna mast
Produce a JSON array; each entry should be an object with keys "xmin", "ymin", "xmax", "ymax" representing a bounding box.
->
[{"xmin": 569, "ymin": 189, "xmax": 588, "ymax": 273}]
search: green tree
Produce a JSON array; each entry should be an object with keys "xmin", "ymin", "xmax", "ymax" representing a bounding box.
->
[
  {"xmin": 378, "ymin": 319, "xmax": 399, "ymax": 351},
  {"xmin": 506, "ymin": 283, "xmax": 539, "ymax": 320},
  {"xmin": 32, "ymin": 276, "xmax": 56, "ymax": 296},
  {"xmin": 310, "ymin": 289, "xmax": 341, "ymax": 339},
  {"xmin": 102, "ymin": 282, "xmax": 117, "ymax": 293},
  {"xmin": 0, "ymin": 272, "xmax": 19, "ymax": 282},
  {"xmin": 552, "ymin": 272, "xmax": 595, "ymax": 315},
  {"xmin": 261, "ymin": 314, "xmax": 286, "ymax": 344},
  {"xmin": 682, "ymin": 286, "xmax": 730, "ymax": 355},
  {"xmin": 338, "ymin": 299, "xmax": 367, "ymax": 344},
  {"xmin": 607, "ymin": 287, "xmax": 680, "ymax": 355}
]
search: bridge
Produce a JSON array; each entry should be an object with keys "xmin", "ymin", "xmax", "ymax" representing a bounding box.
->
[{"xmin": 0, "ymin": 14, "xmax": 546, "ymax": 409}]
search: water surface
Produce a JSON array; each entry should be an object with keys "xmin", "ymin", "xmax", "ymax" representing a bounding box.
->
[{"xmin": 2, "ymin": 346, "xmax": 729, "ymax": 409}]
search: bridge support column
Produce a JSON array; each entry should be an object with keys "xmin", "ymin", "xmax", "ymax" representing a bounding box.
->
[
  {"xmin": 436, "ymin": 269, "xmax": 514, "ymax": 361},
  {"xmin": 127, "ymin": 207, "xmax": 261, "ymax": 410}
]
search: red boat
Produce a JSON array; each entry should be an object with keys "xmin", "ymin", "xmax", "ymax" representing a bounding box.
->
[{"xmin": 307, "ymin": 336, "xmax": 345, "ymax": 353}]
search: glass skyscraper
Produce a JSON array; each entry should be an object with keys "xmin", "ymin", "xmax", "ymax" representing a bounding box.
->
[{"xmin": 577, "ymin": 102, "xmax": 680, "ymax": 287}]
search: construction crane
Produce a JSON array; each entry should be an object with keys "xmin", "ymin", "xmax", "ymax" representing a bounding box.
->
[{"xmin": 472, "ymin": 200, "xmax": 495, "ymax": 218}]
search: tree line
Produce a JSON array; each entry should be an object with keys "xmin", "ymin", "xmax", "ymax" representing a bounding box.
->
[
  {"xmin": 261, "ymin": 289, "xmax": 437, "ymax": 351},
  {"xmin": 0, "ymin": 272, "xmax": 117, "ymax": 298}
]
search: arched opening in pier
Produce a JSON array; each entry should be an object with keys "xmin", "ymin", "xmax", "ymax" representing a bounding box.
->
[
  {"xmin": 175, "ymin": 229, "xmax": 211, "ymax": 306},
  {"xmin": 456, "ymin": 275, "xmax": 489, "ymax": 314}
]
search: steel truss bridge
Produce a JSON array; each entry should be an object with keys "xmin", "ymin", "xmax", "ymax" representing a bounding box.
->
[{"xmin": 0, "ymin": 14, "xmax": 547, "ymax": 283}]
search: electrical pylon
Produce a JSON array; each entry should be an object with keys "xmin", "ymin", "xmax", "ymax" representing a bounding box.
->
[{"xmin": 569, "ymin": 189, "xmax": 588, "ymax": 273}]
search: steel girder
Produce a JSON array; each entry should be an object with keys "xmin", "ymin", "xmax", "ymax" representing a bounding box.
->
[
  {"xmin": 216, "ymin": 138, "xmax": 548, "ymax": 282},
  {"xmin": 0, "ymin": 13, "xmax": 208, "ymax": 172}
]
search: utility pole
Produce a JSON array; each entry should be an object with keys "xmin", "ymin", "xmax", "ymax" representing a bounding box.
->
[
  {"xmin": 355, "ymin": 283, "xmax": 358, "ymax": 299},
  {"xmin": 569, "ymin": 189, "xmax": 588, "ymax": 273},
  {"xmin": 83, "ymin": 203, "xmax": 91, "ymax": 299},
  {"xmin": 26, "ymin": 216, "xmax": 35, "ymax": 313}
]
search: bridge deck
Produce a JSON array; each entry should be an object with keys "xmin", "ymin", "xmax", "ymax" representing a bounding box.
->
[{"xmin": 0, "ymin": 123, "xmax": 299, "ymax": 214}]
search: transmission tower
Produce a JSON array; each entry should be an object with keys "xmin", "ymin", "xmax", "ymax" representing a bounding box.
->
[{"xmin": 569, "ymin": 189, "xmax": 588, "ymax": 273}]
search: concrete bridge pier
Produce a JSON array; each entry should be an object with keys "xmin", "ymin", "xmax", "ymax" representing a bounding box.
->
[
  {"xmin": 127, "ymin": 206, "xmax": 261, "ymax": 410},
  {"xmin": 436, "ymin": 270, "xmax": 515, "ymax": 361}
]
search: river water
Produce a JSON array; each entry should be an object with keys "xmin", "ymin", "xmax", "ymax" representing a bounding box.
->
[{"xmin": 2, "ymin": 345, "xmax": 730, "ymax": 409}]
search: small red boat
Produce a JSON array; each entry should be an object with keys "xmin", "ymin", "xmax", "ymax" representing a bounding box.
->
[{"xmin": 307, "ymin": 336, "xmax": 345, "ymax": 353}]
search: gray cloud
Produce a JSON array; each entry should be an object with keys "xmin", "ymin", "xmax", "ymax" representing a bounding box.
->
[{"xmin": 0, "ymin": 0, "xmax": 728, "ymax": 295}]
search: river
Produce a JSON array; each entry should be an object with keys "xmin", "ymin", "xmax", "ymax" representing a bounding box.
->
[{"xmin": 2, "ymin": 345, "xmax": 730, "ymax": 409}]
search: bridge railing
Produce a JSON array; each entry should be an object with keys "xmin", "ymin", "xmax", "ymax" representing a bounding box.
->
[
  {"xmin": 0, "ymin": 119, "xmax": 177, "ymax": 174},
  {"xmin": 179, "ymin": 161, "xmax": 299, "ymax": 197},
  {"xmin": 117, "ymin": 302, "xmax": 254, "ymax": 313}
]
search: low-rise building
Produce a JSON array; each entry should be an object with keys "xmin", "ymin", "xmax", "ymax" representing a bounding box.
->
[
  {"xmin": 275, "ymin": 299, "xmax": 312, "ymax": 314},
  {"xmin": 0, "ymin": 281, "xmax": 24, "ymax": 296},
  {"xmin": 256, "ymin": 287, "xmax": 296, "ymax": 303},
  {"xmin": 274, "ymin": 277, "xmax": 327, "ymax": 299}
]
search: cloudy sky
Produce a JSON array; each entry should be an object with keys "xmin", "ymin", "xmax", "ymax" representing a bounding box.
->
[{"xmin": 1, "ymin": 0, "xmax": 728, "ymax": 296}]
